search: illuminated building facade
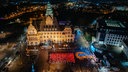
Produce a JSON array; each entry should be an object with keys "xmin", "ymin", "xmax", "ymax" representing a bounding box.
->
[
  {"xmin": 27, "ymin": 2, "xmax": 75, "ymax": 46},
  {"xmin": 96, "ymin": 20, "xmax": 128, "ymax": 46}
]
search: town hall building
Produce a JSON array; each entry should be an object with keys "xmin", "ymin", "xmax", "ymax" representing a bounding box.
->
[{"xmin": 27, "ymin": 2, "xmax": 75, "ymax": 46}]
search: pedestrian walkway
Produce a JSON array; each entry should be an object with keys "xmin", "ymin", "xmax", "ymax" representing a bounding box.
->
[{"xmin": 75, "ymin": 28, "xmax": 89, "ymax": 48}]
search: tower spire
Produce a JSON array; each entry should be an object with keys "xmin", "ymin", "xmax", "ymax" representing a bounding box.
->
[{"xmin": 45, "ymin": 2, "xmax": 53, "ymax": 18}]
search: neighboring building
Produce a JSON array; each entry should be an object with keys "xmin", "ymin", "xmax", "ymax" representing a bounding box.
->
[
  {"xmin": 121, "ymin": 40, "xmax": 128, "ymax": 59},
  {"xmin": 96, "ymin": 20, "xmax": 128, "ymax": 46},
  {"xmin": 113, "ymin": 6, "xmax": 128, "ymax": 11},
  {"xmin": 27, "ymin": 2, "xmax": 75, "ymax": 46}
]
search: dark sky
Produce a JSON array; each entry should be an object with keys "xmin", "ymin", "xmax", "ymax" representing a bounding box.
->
[
  {"xmin": 1, "ymin": 0, "xmax": 127, "ymax": 4},
  {"xmin": 30, "ymin": 0, "xmax": 127, "ymax": 2}
]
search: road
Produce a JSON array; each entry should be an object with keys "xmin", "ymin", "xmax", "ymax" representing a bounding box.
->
[
  {"xmin": 0, "ymin": 34, "xmax": 27, "ymax": 72},
  {"xmin": 75, "ymin": 28, "xmax": 89, "ymax": 48}
]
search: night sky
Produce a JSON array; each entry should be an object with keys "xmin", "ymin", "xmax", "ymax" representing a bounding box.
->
[{"xmin": 1, "ymin": 0, "xmax": 128, "ymax": 3}]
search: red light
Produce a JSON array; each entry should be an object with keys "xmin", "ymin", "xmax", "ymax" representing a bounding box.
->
[{"xmin": 49, "ymin": 53, "xmax": 75, "ymax": 63}]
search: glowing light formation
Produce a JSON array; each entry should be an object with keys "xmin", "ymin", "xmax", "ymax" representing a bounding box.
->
[{"xmin": 49, "ymin": 53, "xmax": 75, "ymax": 63}]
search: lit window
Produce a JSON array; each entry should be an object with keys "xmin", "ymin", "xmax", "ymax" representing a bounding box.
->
[
  {"xmin": 71, "ymin": 39, "xmax": 72, "ymax": 42},
  {"xmin": 31, "ymin": 42, "xmax": 33, "ymax": 44}
]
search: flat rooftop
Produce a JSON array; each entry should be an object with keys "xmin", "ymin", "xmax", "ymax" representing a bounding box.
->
[{"xmin": 105, "ymin": 20, "xmax": 125, "ymax": 28}]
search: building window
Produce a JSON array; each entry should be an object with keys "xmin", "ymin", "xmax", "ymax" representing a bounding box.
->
[
  {"xmin": 71, "ymin": 39, "xmax": 72, "ymax": 42},
  {"xmin": 35, "ymin": 42, "xmax": 38, "ymax": 45},
  {"xmin": 31, "ymin": 42, "xmax": 33, "ymax": 44}
]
